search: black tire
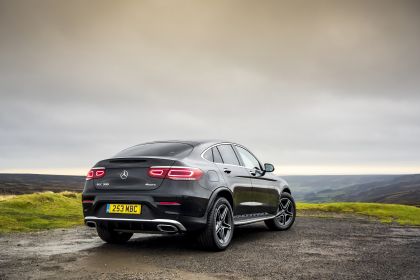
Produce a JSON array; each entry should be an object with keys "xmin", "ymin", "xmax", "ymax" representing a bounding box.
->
[
  {"xmin": 197, "ymin": 197, "xmax": 234, "ymax": 251},
  {"xmin": 96, "ymin": 224, "xmax": 133, "ymax": 244},
  {"xmin": 265, "ymin": 192, "xmax": 296, "ymax": 231}
]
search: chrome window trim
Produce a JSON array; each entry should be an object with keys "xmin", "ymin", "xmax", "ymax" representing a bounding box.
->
[
  {"xmin": 200, "ymin": 142, "xmax": 262, "ymax": 170},
  {"xmin": 200, "ymin": 142, "xmax": 244, "ymax": 168}
]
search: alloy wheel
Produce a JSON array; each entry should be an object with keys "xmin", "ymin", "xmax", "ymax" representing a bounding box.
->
[
  {"xmin": 276, "ymin": 197, "xmax": 294, "ymax": 227},
  {"xmin": 214, "ymin": 204, "xmax": 233, "ymax": 245}
]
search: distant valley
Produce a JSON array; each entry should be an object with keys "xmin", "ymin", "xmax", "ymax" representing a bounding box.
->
[{"xmin": 285, "ymin": 174, "xmax": 420, "ymax": 206}]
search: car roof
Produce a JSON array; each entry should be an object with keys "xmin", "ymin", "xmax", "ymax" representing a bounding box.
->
[{"xmin": 142, "ymin": 139, "xmax": 229, "ymax": 147}]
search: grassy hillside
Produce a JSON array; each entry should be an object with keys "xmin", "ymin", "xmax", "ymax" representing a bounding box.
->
[
  {"xmin": 0, "ymin": 192, "xmax": 83, "ymax": 233},
  {"xmin": 298, "ymin": 202, "xmax": 420, "ymax": 225},
  {"xmin": 1, "ymin": 193, "xmax": 419, "ymax": 233}
]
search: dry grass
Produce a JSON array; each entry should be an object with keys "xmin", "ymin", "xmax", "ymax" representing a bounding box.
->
[
  {"xmin": 297, "ymin": 202, "xmax": 420, "ymax": 226},
  {"xmin": 0, "ymin": 195, "xmax": 16, "ymax": 201},
  {"xmin": 0, "ymin": 192, "xmax": 83, "ymax": 233}
]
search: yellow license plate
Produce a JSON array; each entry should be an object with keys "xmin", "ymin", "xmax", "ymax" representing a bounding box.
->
[{"xmin": 106, "ymin": 204, "xmax": 141, "ymax": 214}]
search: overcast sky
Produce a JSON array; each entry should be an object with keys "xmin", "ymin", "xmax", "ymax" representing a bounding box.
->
[{"xmin": 1, "ymin": 0, "xmax": 420, "ymax": 175}]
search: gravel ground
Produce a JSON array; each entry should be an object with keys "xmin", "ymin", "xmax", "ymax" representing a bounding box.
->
[{"xmin": 0, "ymin": 217, "xmax": 419, "ymax": 280}]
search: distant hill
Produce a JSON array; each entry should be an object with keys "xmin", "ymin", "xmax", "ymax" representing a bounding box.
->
[
  {"xmin": 0, "ymin": 174, "xmax": 84, "ymax": 194},
  {"xmin": 316, "ymin": 174, "xmax": 420, "ymax": 206},
  {"xmin": 283, "ymin": 175, "xmax": 400, "ymax": 201},
  {"xmin": 286, "ymin": 174, "xmax": 420, "ymax": 206}
]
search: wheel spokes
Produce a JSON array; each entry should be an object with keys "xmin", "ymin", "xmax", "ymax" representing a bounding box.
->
[
  {"xmin": 215, "ymin": 204, "xmax": 232, "ymax": 244},
  {"xmin": 281, "ymin": 214, "xmax": 287, "ymax": 225},
  {"xmin": 222, "ymin": 221, "xmax": 231, "ymax": 230},
  {"xmin": 277, "ymin": 198, "xmax": 294, "ymax": 226},
  {"xmin": 282, "ymin": 200, "xmax": 291, "ymax": 211},
  {"xmin": 220, "ymin": 207, "xmax": 228, "ymax": 221},
  {"xmin": 216, "ymin": 225, "xmax": 223, "ymax": 238}
]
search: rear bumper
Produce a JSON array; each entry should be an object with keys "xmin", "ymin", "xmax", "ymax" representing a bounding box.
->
[{"xmin": 82, "ymin": 182, "xmax": 212, "ymax": 232}]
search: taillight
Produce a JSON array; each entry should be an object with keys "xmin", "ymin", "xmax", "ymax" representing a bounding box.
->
[
  {"xmin": 167, "ymin": 168, "xmax": 203, "ymax": 180},
  {"xmin": 148, "ymin": 166, "xmax": 203, "ymax": 181},
  {"xmin": 147, "ymin": 167, "xmax": 169, "ymax": 179},
  {"xmin": 86, "ymin": 168, "xmax": 106, "ymax": 180}
]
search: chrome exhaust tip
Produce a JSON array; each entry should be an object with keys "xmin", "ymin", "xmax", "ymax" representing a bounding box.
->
[
  {"xmin": 157, "ymin": 224, "xmax": 178, "ymax": 233},
  {"xmin": 86, "ymin": 221, "xmax": 96, "ymax": 228}
]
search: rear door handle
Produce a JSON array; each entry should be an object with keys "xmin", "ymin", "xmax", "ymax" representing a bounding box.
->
[{"xmin": 223, "ymin": 168, "xmax": 231, "ymax": 174}]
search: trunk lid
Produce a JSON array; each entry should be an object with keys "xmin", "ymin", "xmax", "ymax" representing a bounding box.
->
[{"xmin": 93, "ymin": 157, "xmax": 175, "ymax": 191}]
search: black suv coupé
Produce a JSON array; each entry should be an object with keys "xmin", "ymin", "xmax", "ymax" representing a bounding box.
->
[{"xmin": 82, "ymin": 140, "xmax": 295, "ymax": 251}]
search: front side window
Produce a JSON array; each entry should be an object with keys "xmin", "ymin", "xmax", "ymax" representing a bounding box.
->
[
  {"xmin": 217, "ymin": 144, "xmax": 240, "ymax": 166},
  {"xmin": 235, "ymin": 146, "xmax": 261, "ymax": 169}
]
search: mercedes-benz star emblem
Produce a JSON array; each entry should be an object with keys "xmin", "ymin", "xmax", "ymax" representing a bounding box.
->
[{"xmin": 120, "ymin": 170, "xmax": 128, "ymax": 180}]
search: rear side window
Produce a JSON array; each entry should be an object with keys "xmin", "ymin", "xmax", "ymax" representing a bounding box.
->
[
  {"xmin": 213, "ymin": 147, "xmax": 223, "ymax": 163},
  {"xmin": 202, "ymin": 149, "xmax": 213, "ymax": 161},
  {"xmin": 217, "ymin": 144, "xmax": 240, "ymax": 166},
  {"xmin": 115, "ymin": 143, "xmax": 193, "ymax": 158}
]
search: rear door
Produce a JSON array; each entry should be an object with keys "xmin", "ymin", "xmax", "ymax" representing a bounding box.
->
[
  {"xmin": 213, "ymin": 144, "xmax": 254, "ymax": 216},
  {"xmin": 233, "ymin": 145, "xmax": 279, "ymax": 215}
]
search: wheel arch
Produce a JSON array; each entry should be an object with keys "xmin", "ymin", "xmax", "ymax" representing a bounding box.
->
[
  {"xmin": 216, "ymin": 189, "xmax": 234, "ymax": 207},
  {"xmin": 205, "ymin": 187, "xmax": 234, "ymax": 216},
  {"xmin": 282, "ymin": 187, "xmax": 292, "ymax": 195}
]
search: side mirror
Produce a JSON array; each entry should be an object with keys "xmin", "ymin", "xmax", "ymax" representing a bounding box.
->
[{"xmin": 264, "ymin": 163, "xmax": 275, "ymax": 172}]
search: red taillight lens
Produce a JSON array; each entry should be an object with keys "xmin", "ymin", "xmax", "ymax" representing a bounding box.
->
[
  {"xmin": 86, "ymin": 168, "xmax": 106, "ymax": 180},
  {"xmin": 95, "ymin": 169, "xmax": 105, "ymax": 178},
  {"xmin": 86, "ymin": 170, "xmax": 94, "ymax": 180},
  {"xmin": 167, "ymin": 168, "xmax": 203, "ymax": 180},
  {"xmin": 148, "ymin": 167, "xmax": 203, "ymax": 181},
  {"xmin": 148, "ymin": 167, "xmax": 169, "ymax": 178}
]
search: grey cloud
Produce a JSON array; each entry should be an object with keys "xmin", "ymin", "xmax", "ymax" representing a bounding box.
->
[{"xmin": 0, "ymin": 0, "xmax": 420, "ymax": 174}]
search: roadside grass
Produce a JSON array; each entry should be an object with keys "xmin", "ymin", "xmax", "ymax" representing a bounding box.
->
[
  {"xmin": 0, "ymin": 192, "xmax": 83, "ymax": 233},
  {"xmin": 1, "ymin": 192, "xmax": 420, "ymax": 233},
  {"xmin": 297, "ymin": 202, "xmax": 420, "ymax": 226}
]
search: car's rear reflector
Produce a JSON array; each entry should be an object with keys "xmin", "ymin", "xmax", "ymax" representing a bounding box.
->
[
  {"xmin": 86, "ymin": 167, "xmax": 106, "ymax": 180},
  {"xmin": 157, "ymin": 201, "xmax": 181, "ymax": 205},
  {"xmin": 148, "ymin": 166, "xmax": 203, "ymax": 181}
]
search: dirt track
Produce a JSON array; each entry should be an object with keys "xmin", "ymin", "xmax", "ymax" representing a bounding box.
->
[{"xmin": 1, "ymin": 217, "xmax": 419, "ymax": 280}]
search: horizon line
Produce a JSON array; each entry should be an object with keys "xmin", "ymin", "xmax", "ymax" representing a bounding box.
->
[
  {"xmin": 1, "ymin": 165, "xmax": 420, "ymax": 176},
  {"xmin": 0, "ymin": 172, "xmax": 418, "ymax": 177}
]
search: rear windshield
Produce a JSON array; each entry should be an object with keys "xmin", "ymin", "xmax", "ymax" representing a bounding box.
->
[{"xmin": 114, "ymin": 143, "xmax": 193, "ymax": 158}]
